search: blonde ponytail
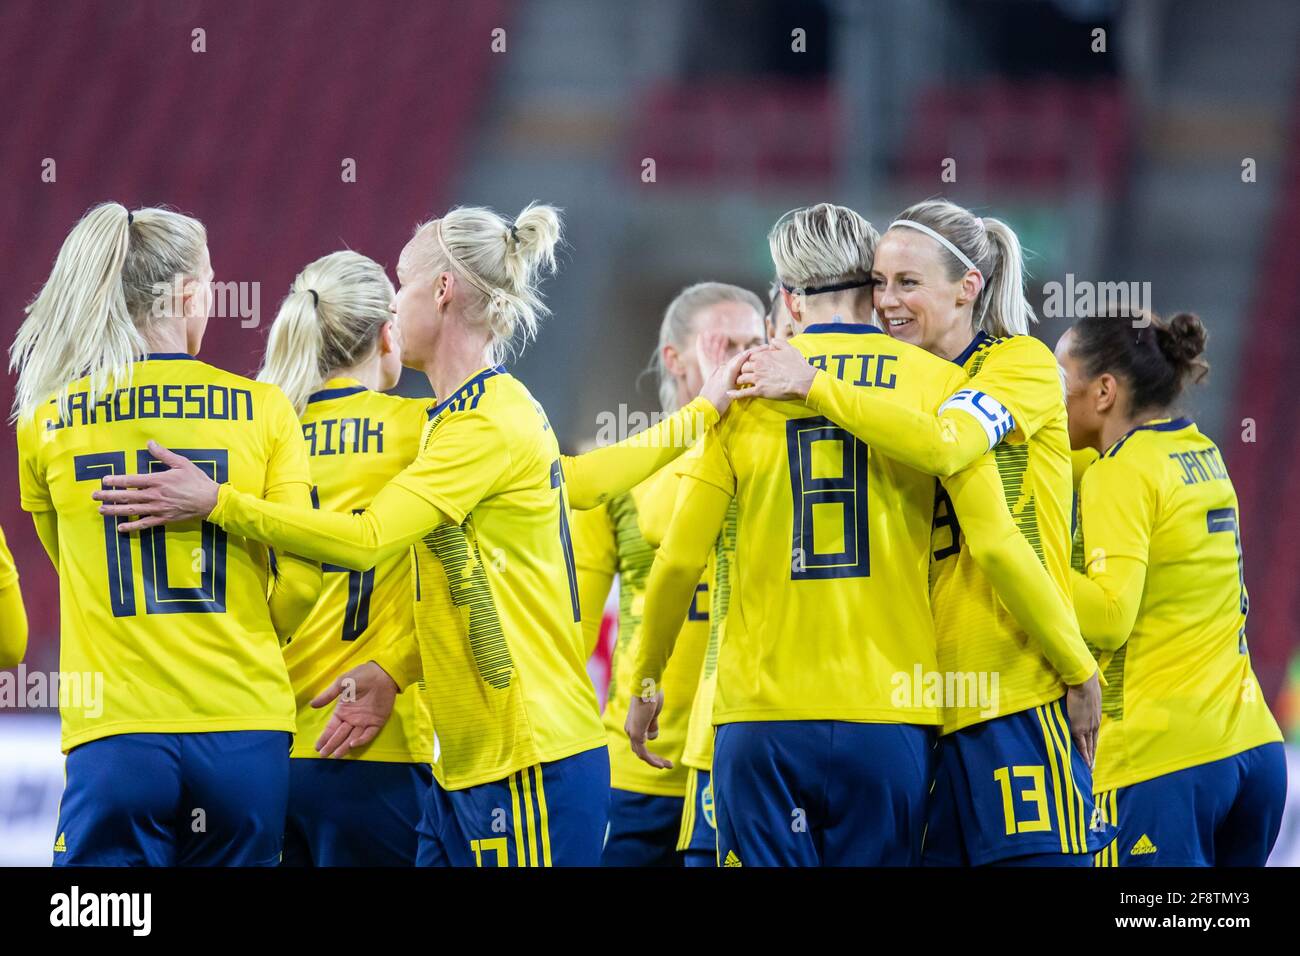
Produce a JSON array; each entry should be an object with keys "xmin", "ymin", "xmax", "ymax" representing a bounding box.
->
[
  {"xmin": 891, "ymin": 200, "xmax": 1035, "ymax": 337},
  {"xmin": 980, "ymin": 217, "xmax": 1036, "ymax": 336},
  {"xmin": 9, "ymin": 202, "xmax": 206, "ymax": 421},
  {"xmin": 258, "ymin": 251, "xmax": 395, "ymax": 413},
  {"xmin": 410, "ymin": 202, "xmax": 562, "ymax": 364}
]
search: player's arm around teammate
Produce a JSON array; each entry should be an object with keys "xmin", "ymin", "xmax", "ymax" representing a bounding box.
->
[
  {"xmin": 736, "ymin": 200, "xmax": 1104, "ymax": 866},
  {"xmin": 95, "ymin": 203, "xmax": 747, "ymax": 866},
  {"xmin": 734, "ymin": 209, "xmax": 1099, "ymax": 724}
]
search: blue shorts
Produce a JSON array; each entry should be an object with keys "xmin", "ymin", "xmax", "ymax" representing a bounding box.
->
[
  {"xmin": 416, "ymin": 746, "xmax": 611, "ymax": 867},
  {"xmin": 282, "ymin": 758, "xmax": 432, "ymax": 867},
  {"xmin": 713, "ymin": 720, "xmax": 936, "ymax": 866},
  {"xmin": 601, "ymin": 788, "xmax": 683, "ymax": 867},
  {"xmin": 677, "ymin": 767, "xmax": 717, "ymax": 867},
  {"xmin": 53, "ymin": 730, "xmax": 291, "ymax": 867},
  {"xmin": 1094, "ymin": 742, "xmax": 1287, "ymax": 867},
  {"xmin": 923, "ymin": 699, "xmax": 1114, "ymax": 867}
]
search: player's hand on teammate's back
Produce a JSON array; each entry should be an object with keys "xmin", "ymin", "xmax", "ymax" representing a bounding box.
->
[
  {"xmin": 625, "ymin": 689, "xmax": 673, "ymax": 770},
  {"xmin": 92, "ymin": 440, "xmax": 221, "ymax": 531},
  {"xmin": 698, "ymin": 347, "xmax": 759, "ymax": 419},
  {"xmin": 311, "ymin": 661, "xmax": 400, "ymax": 758},
  {"xmin": 730, "ymin": 339, "xmax": 816, "ymax": 401},
  {"xmin": 1066, "ymin": 671, "xmax": 1101, "ymax": 768}
]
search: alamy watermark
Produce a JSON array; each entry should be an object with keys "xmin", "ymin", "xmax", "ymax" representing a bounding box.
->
[
  {"xmin": 891, "ymin": 664, "xmax": 1001, "ymax": 718},
  {"xmin": 593, "ymin": 403, "xmax": 710, "ymax": 448},
  {"xmin": 1042, "ymin": 273, "xmax": 1151, "ymax": 326},
  {"xmin": 0, "ymin": 665, "xmax": 103, "ymax": 717},
  {"xmin": 151, "ymin": 273, "xmax": 261, "ymax": 328}
]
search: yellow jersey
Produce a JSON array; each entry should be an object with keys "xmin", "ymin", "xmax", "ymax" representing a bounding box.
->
[
  {"xmin": 928, "ymin": 333, "xmax": 1076, "ymax": 733},
  {"xmin": 0, "ymin": 524, "xmax": 23, "ymax": 667},
  {"xmin": 0, "ymin": 524, "xmax": 16, "ymax": 591},
  {"xmin": 572, "ymin": 465, "xmax": 709, "ymax": 796},
  {"xmin": 16, "ymin": 354, "xmax": 311, "ymax": 751},
  {"xmin": 679, "ymin": 323, "xmax": 969, "ymax": 724},
  {"xmin": 680, "ymin": 498, "xmax": 738, "ymax": 771},
  {"xmin": 1078, "ymin": 418, "xmax": 1282, "ymax": 792},
  {"xmin": 286, "ymin": 378, "xmax": 433, "ymax": 763},
  {"xmin": 392, "ymin": 367, "xmax": 607, "ymax": 790}
]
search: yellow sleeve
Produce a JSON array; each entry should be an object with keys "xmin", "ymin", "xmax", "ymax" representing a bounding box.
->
[
  {"xmin": 0, "ymin": 585, "xmax": 26, "ymax": 668},
  {"xmin": 212, "ymin": 474, "xmax": 451, "ymax": 573},
  {"xmin": 16, "ymin": 416, "xmax": 53, "ymax": 513},
  {"xmin": 31, "ymin": 511, "xmax": 59, "ymax": 571},
  {"xmin": 0, "ymin": 525, "xmax": 18, "ymax": 592},
  {"xmin": 1071, "ymin": 455, "xmax": 1155, "ymax": 650},
  {"xmin": 942, "ymin": 455, "xmax": 1098, "ymax": 685},
  {"xmin": 676, "ymin": 422, "xmax": 736, "ymax": 497},
  {"xmin": 963, "ymin": 336, "xmax": 1065, "ymax": 444},
  {"xmin": 261, "ymin": 393, "xmax": 323, "ymax": 641},
  {"xmin": 212, "ymin": 404, "xmax": 506, "ymax": 569},
  {"xmin": 630, "ymin": 475, "xmax": 730, "ymax": 688},
  {"xmin": 571, "ymin": 504, "xmax": 617, "ymax": 658},
  {"xmin": 0, "ymin": 527, "xmax": 25, "ymax": 667},
  {"xmin": 371, "ymin": 612, "xmax": 425, "ymax": 690},
  {"xmin": 388, "ymin": 405, "xmax": 513, "ymax": 525},
  {"xmin": 804, "ymin": 366, "xmax": 992, "ymax": 478},
  {"xmin": 562, "ymin": 397, "xmax": 718, "ymax": 510}
]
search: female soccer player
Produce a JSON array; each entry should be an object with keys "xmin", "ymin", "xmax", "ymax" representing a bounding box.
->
[
  {"xmin": 626, "ymin": 203, "xmax": 1095, "ymax": 866},
  {"xmin": 1058, "ymin": 311, "xmax": 1285, "ymax": 866},
  {"xmin": 258, "ymin": 250, "xmax": 433, "ymax": 866},
  {"xmin": 732, "ymin": 199, "xmax": 1107, "ymax": 866},
  {"xmin": 572, "ymin": 282, "xmax": 764, "ymax": 866},
  {"xmin": 11, "ymin": 202, "xmax": 321, "ymax": 866},
  {"xmin": 95, "ymin": 203, "xmax": 745, "ymax": 867},
  {"xmin": 0, "ymin": 525, "xmax": 28, "ymax": 667}
]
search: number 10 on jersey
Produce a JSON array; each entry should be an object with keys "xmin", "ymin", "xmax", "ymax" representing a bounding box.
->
[{"xmin": 75, "ymin": 448, "xmax": 229, "ymax": 617}]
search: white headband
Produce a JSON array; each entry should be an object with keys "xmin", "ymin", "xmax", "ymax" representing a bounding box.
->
[{"xmin": 889, "ymin": 219, "xmax": 983, "ymax": 281}]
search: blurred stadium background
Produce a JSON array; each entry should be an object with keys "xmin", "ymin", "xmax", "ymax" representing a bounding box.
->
[{"xmin": 1, "ymin": 0, "xmax": 1297, "ymax": 864}]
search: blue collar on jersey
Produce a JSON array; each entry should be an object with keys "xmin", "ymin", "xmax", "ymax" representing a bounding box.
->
[
  {"xmin": 145, "ymin": 352, "xmax": 196, "ymax": 361},
  {"xmin": 428, "ymin": 365, "xmax": 506, "ymax": 419},
  {"xmin": 1104, "ymin": 416, "xmax": 1194, "ymax": 458},
  {"xmin": 800, "ymin": 322, "xmax": 884, "ymax": 335},
  {"xmin": 306, "ymin": 384, "xmax": 368, "ymax": 404},
  {"xmin": 951, "ymin": 331, "xmax": 992, "ymax": 367}
]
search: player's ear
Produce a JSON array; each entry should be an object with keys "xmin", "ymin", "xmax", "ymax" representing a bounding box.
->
[
  {"xmin": 781, "ymin": 288, "xmax": 802, "ymax": 324},
  {"xmin": 434, "ymin": 271, "xmax": 455, "ymax": 310},
  {"xmin": 661, "ymin": 341, "xmax": 683, "ymax": 378},
  {"xmin": 956, "ymin": 269, "xmax": 983, "ymax": 307},
  {"xmin": 379, "ymin": 319, "xmax": 396, "ymax": 355},
  {"xmin": 1095, "ymin": 372, "xmax": 1119, "ymax": 415}
]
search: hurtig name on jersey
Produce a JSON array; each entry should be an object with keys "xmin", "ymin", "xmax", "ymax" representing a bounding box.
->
[
  {"xmin": 1169, "ymin": 446, "xmax": 1228, "ymax": 486},
  {"xmin": 805, "ymin": 351, "xmax": 899, "ymax": 389},
  {"xmin": 302, "ymin": 417, "xmax": 385, "ymax": 457},
  {"xmin": 49, "ymin": 383, "xmax": 255, "ymax": 430}
]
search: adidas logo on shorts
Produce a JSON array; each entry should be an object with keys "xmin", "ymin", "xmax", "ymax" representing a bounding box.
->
[{"xmin": 1130, "ymin": 834, "xmax": 1158, "ymax": 856}]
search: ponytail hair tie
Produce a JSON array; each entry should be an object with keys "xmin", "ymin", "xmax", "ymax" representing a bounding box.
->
[
  {"xmin": 508, "ymin": 224, "xmax": 519, "ymax": 246},
  {"xmin": 308, "ymin": 289, "xmax": 319, "ymax": 307},
  {"xmin": 127, "ymin": 211, "xmax": 134, "ymax": 225}
]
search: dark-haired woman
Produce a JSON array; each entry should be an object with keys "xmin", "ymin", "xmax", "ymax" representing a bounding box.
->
[{"xmin": 1057, "ymin": 311, "xmax": 1285, "ymax": 867}]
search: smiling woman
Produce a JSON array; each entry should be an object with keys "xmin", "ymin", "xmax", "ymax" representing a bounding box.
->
[
  {"xmin": 94, "ymin": 202, "xmax": 749, "ymax": 868},
  {"xmin": 728, "ymin": 197, "xmax": 1108, "ymax": 867}
]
